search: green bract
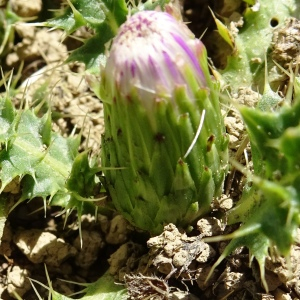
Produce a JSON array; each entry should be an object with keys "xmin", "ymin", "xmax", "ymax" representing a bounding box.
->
[{"xmin": 100, "ymin": 11, "xmax": 228, "ymax": 234}]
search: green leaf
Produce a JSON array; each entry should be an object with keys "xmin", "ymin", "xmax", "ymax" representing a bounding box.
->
[
  {"xmin": 221, "ymin": 0, "xmax": 299, "ymax": 91},
  {"xmin": 66, "ymin": 27, "xmax": 111, "ymax": 73},
  {"xmin": 0, "ymin": 7, "xmax": 21, "ymax": 57},
  {"xmin": 243, "ymin": 0, "xmax": 257, "ymax": 5},
  {"xmin": 0, "ymin": 94, "xmax": 101, "ymax": 221},
  {"xmin": 51, "ymin": 150, "xmax": 100, "ymax": 205},
  {"xmin": 0, "ymin": 101, "xmax": 79, "ymax": 198},
  {"xmin": 65, "ymin": 151, "xmax": 99, "ymax": 197},
  {"xmin": 131, "ymin": 0, "xmax": 171, "ymax": 12},
  {"xmin": 51, "ymin": 272, "xmax": 127, "ymax": 300},
  {"xmin": 0, "ymin": 194, "xmax": 9, "ymax": 242},
  {"xmin": 44, "ymin": 0, "xmax": 127, "ymax": 73},
  {"xmin": 45, "ymin": 0, "xmax": 127, "ymax": 34},
  {"xmin": 218, "ymin": 78, "xmax": 300, "ymax": 290},
  {"xmin": 209, "ymin": 7, "xmax": 234, "ymax": 49}
]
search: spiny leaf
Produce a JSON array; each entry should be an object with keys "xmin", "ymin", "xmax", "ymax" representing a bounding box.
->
[
  {"xmin": 209, "ymin": 7, "xmax": 234, "ymax": 49},
  {"xmin": 0, "ymin": 99, "xmax": 79, "ymax": 197},
  {"xmin": 51, "ymin": 150, "xmax": 101, "ymax": 212},
  {"xmin": 131, "ymin": 0, "xmax": 171, "ymax": 12},
  {"xmin": 221, "ymin": 0, "xmax": 299, "ymax": 92},
  {"xmin": 212, "ymin": 77, "xmax": 300, "ymax": 291},
  {"xmin": 51, "ymin": 272, "xmax": 127, "ymax": 300},
  {"xmin": 45, "ymin": 0, "xmax": 127, "ymax": 34},
  {"xmin": 0, "ymin": 94, "xmax": 101, "ymax": 222},
  {"xmin": 66, "ymin": 26, "xmax": 112, "ymax": 74},
  {"xmin": 44, "ymin": 0, "xmax": 128, "ymax": 74}
]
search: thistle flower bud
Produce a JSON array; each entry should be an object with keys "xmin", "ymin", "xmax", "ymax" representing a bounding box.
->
[
  {"xmin": 101, "ymin": 11, "xmax": 228, "ymax": 234},
  {"xmin": 103, "ymin": 11, "xmax": 207, "ymax": 110}
]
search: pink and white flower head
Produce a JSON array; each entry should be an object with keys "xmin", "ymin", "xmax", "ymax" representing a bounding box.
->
[{"xmin": 103, "ymin": 10, "xmax": 207, "ymax": 110}]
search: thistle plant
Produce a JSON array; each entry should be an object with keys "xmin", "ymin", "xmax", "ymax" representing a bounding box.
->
[
  {"xmin": 5, "ymin": 0, "xmax": 300, "ymax": 297},
  {"xmin": 100, "ymin": 10, "xmax": 228, "ymax": 234}
]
